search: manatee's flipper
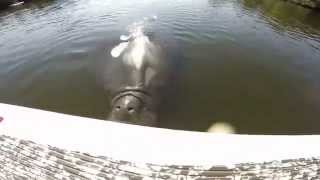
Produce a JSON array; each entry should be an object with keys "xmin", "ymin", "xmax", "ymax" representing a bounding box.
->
[
  {"xmin": 120, "ymin": 35, "xmax": 131, "ymax": 41},
  {"xmin": 110, "ymin": 42, "xmax": 129, "ymax": 58}
]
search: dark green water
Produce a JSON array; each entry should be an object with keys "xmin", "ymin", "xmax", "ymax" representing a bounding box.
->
[{"xmin": 0, "ymin": 0, "xmax": 320, "ymax": 134}]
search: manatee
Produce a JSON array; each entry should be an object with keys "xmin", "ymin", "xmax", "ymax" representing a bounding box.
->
[{"xmin": 105, "ymin": 21, "xmax": 170, "ymax": 126}]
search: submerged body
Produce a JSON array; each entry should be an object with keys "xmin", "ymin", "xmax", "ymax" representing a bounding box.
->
[{"xmin": 106, "ymin": 24, "xmax": 169, "ymax": 126}]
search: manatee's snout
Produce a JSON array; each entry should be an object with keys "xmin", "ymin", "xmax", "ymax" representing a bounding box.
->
[
  {"xmin": 110, "ymin": 95, "xmax": 143, "ymax": 122},
  {"xmin": 109, "ymin": 89, "xmax": 157, "ymax": 126}
]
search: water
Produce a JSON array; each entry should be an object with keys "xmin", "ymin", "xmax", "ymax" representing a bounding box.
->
[{"xmin": 0, "ymin": 0, "xmax": 320, "ymax": 134}]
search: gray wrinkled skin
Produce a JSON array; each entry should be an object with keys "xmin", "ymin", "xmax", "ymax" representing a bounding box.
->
[
  {"xmin": 1, "ymin": 134, "xmax": 320, "ymax": 180},
  {"xmin": 109, "ymin": 89, "xmax": 157, "ymax": 126}
]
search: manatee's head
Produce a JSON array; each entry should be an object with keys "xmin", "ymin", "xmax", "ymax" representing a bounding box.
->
[{"xmin": 109, "ymin": 88, "xmax": 157, "ymax": 126}]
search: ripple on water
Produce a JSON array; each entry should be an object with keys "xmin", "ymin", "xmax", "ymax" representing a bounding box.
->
[{"xmin": 0, "ymin": 0, "xmax": 320, "ymax": 133}]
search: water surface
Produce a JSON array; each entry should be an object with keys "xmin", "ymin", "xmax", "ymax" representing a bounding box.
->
[{"xmin": 0, "ymin": 0, "xmax": 320, "ymax": 134}]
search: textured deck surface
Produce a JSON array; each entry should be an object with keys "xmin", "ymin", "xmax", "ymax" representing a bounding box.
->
[{"xmin": 1, "ymin": 134, "xmax": 320, "ymax": 180}]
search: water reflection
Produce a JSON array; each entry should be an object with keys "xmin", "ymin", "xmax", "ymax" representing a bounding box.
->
[{"xmin": 241, "ymin": 0, "xmax": 320, "ymax": 43}]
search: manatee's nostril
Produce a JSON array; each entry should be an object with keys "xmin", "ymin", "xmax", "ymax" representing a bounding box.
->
[
  {"xmin": 116, "ymin": 106, "xmax": 121, "ymax": 110},
  {"xmin": 128, "ymin": 107, "xmax": 135, "ymax": 113}
]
